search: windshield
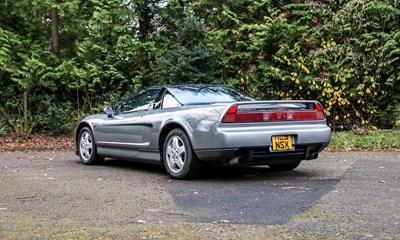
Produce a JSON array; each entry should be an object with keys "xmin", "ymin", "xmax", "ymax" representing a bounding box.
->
[{"xmin": 168, "ymin": 86, "xmax": 253, "ymax": 105}]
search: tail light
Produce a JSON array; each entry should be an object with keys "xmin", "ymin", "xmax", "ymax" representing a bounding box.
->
[{"xmin": 222, "ymin": 103, "xmax": 325, "ymax": 123}]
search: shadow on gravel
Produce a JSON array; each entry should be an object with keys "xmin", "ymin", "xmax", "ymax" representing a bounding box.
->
[
  {"xmin": 101, "ymin": 159, "xmax": 165, "ymax": 175},
  {"xmin": 92, "ymin": 159, "xmax": 339, "ymax": 225},
  {"xmin": 170, "ymin": 166, "xmax": 338, "ymax": 225},
  {"xmin": 98, "ymin": 159, "xmax": 317, "ymax": 181},
  {"xmin": 200, "ymin": 165, "xmax": 318, "ymax": 181},
  {"xmin": 167, "ymin": 170, "xmax": 339, "ymax": 225}
]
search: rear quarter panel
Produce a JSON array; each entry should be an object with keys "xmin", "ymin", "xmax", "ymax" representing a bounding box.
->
[{"xmin": 145, "ymin": 104, "xmax": 229, "ymax": 150}]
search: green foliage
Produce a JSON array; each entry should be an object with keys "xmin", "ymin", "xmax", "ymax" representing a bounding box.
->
[
  {"xmin": 205, "ymin": 0, "xmax": 400, "ymax": 130},
  {"xmin": 0, "ymin": 0, "xmax": 399, "ymax": 136},
  {"xmin": 156, "ymin": 44, "xmax": 221, "ymax": 85},
  {"xmin": 0, "ymin": 93, "xmax": 31, "ymax": 136},
  {"xmin": 32, "ymin": 95, "xmax": 77, "ymax": 136},
  {"xmin": 156, "ymin": 16, "xmax": 221, "ymax": 85}
]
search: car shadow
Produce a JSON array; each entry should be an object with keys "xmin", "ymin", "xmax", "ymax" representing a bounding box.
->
[
  {"xmin": 201, "ymin": 165, "xmax": 317, "ymax": 181},
  {"xmin": 91, "ymin": 158, "xmax": 318, "ymax": 182},
  {"xmin": 165, "ymin": 165, "xmax": 337, "ymax": 225},
  {"xmin": 101, "ymin": 159, "xmax": 165, "ymax": 175},
  {"xmin": 72, "ymin": 158, "xmax": 335, "ymax": 225}
]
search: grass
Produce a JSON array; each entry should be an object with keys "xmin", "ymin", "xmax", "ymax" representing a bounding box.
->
[{"xmin": 329, "ymin": 129, "xmax": 400, "ymax": 150}]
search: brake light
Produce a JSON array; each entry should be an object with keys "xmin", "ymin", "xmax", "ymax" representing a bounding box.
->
[
  {"xmin": 222, "ymin": 103, "xmax": 326, "ymax": 123},
  {"xmin": 315, "ymin": 103, "xmax": 325, "ymax": 120},
  {"xmin": 315, "ymin": 102, "xmax": 323, "ymax": 111},
  {"xmin": 222, "ymin": 104, "xmax": 238, "ymax": 123}
]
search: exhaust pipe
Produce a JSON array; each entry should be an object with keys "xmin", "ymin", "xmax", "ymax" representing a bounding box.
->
[
  {"xmin": 305, "ymin": 152, "xmax": 319, "ymax": 160},
  {"xmin": 307, "ymin": 153, "xmax": 318, "ymax": 160},
  {"xmin": 229, "ymin": 156, "xmax": 244, "ymax": 165}
]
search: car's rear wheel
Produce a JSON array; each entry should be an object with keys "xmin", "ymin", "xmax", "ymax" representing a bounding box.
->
[
  {"xmin": 78, "ymin": 127, "xmax": 104, "ymax": 165},
  {"xmin": 163, "ymin": 128, "xmax": 203, "ymax": 179},
  {"xmin": 267, "ymin": 159, "xmax": 301, "ymax": 171}
]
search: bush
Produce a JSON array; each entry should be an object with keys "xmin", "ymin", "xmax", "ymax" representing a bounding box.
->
[{"xmin": 32, "ymin": 95, "xmax": 77, "ymax": 136}]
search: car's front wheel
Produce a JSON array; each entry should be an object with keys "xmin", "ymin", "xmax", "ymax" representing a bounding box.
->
[
  {"xmin": 162, "ymin": 128, "xmax": 203, "ymax": 179},
  {"xmin": 78, "ymin": 127, "xmax": 104, "ymax": 165},
  {"xmin": 268, "ymin": 159, "xmax": 301, "ymax": 171}
]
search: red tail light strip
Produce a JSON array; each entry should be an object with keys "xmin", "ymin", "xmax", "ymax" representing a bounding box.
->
[{"xmin": 222, "ymin": 103, "xmax": 325, "ymax": 123}]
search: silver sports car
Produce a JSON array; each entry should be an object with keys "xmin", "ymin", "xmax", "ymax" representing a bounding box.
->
[{"xmin": 75, "ymin": 85, "xmax": 331, "ymax": 179}]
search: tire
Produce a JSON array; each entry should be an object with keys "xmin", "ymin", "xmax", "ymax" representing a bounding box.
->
[
  {"xmin": 77, "ymin": 127, "xmax": 104, "ymax": 165},
  {"xmin": 162, "ymin": 128, "xmax": 203, "ymax": 179},
  {"xmin": 268, "ymin": 159, "xmax": 301, "ymax": 171}
]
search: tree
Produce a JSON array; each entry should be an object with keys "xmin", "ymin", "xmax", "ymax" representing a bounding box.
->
[
  {"xmin": 0, "ymin": 0, "xmax": 59, "ymax": 136},
  {"xmin": 1, "ymin": 0, "xmax": 399, "ymax": 136},
  {"xmin": 156, "ymin": 16, "xmax": 221, "ymax": 85}
]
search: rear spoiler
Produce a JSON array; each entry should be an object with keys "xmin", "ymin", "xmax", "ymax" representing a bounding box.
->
[{"xmin": 222, "ymin": 101, "xmax": 325, "ymax": 123}]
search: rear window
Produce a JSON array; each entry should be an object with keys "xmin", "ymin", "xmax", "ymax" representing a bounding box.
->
[{"xmin": 169, "ymin": 86, "xmax": 252, "ymax": 105}]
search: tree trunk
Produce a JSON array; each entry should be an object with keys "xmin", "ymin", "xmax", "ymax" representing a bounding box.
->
[
  {"xmin": 51, "ymin": 5, "xmax": 60, "ymax": 53},
  {"xmin": 137, "ymin": 1, "xmax": 152, "ymax": 69},
  {"xmin": 23, "ymin": 90, "xmax": 29, "ymax": 137},
  {"xmin": 138, "ymin": 3, "xmax": 150, "ymax": 43}
]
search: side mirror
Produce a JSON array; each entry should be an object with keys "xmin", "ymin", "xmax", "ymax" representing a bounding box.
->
[
  {"xmin": 153, "ymin": 101, "xmax": 161, "ymax": 109},
  {"xmin": 104, "ymin": 106, "xmax": 115, "ymax": 118}
]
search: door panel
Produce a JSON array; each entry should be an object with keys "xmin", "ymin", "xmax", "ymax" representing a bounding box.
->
[
  {"xmin": 95, "ymin": 88, "xmax": 161, "ymax": 156},
  {"xmin": 96, "ymin": 111, "xmax": 150, "ymax": 149}
]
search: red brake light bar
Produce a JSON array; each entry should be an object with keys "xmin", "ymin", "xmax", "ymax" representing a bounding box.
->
[{"xmin": 222, "ymin": 103, "xmax": 326, "ymax": 123}]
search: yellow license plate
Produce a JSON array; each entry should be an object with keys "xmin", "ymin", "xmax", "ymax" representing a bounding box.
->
[{"xmin": 271, "ymin": 135, "xmax": 293, "ymax": 151}]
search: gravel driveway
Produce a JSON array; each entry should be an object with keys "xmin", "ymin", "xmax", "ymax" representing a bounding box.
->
[{"xmin": 0, "ymin": 150, "xmax": 399, "ymax": 239}]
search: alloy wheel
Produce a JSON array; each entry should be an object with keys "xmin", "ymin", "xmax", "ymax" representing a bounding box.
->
[
  {"xmin": 165, "ymin": 135, "xmax": 186, "ymax": 173},
  {"xmin": 80, "ymin": 131, "xmax": 93, "ymax": 162}
]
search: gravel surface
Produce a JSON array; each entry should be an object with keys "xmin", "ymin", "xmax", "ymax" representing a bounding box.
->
[
  {"xmin": 168, "ymin": 175, "xmax": 339, "ymax": 225},
  {"xmin": 0, "ymin": 150, "xmax": 399, "ymax": 239},
  {"xmin": 288, "ymin": 152, "xmax": 400, "ymax": 239}
]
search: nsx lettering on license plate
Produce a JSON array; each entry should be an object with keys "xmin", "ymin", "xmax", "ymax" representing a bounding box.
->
[{"xmin": 271, "ymin": 135, "xmax": 293, "ymax": 151}]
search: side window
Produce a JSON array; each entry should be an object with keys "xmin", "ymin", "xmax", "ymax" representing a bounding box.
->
[
  {"xmin": 162, "ymin": 93, "xmax": 181, "ymax": 109},
  {"xmin": 120, "ymin": 89, "xmax": 160, "ymax": 114}
]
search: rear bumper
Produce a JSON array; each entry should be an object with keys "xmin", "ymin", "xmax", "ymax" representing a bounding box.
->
[
  {"xmin": 195, "ymin": 143, "xmax": 329, "ymax": 164},
  {"xmin": 195, "ymin": 121, "xmax": 331, "ymax": 164},
  {"xmin": 235, "ymin": 143, "xmax": 328, "ymax": 166},
  {"xmin": 214, "ymin": 121, "xmax": 331, "ymax": 148}
]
